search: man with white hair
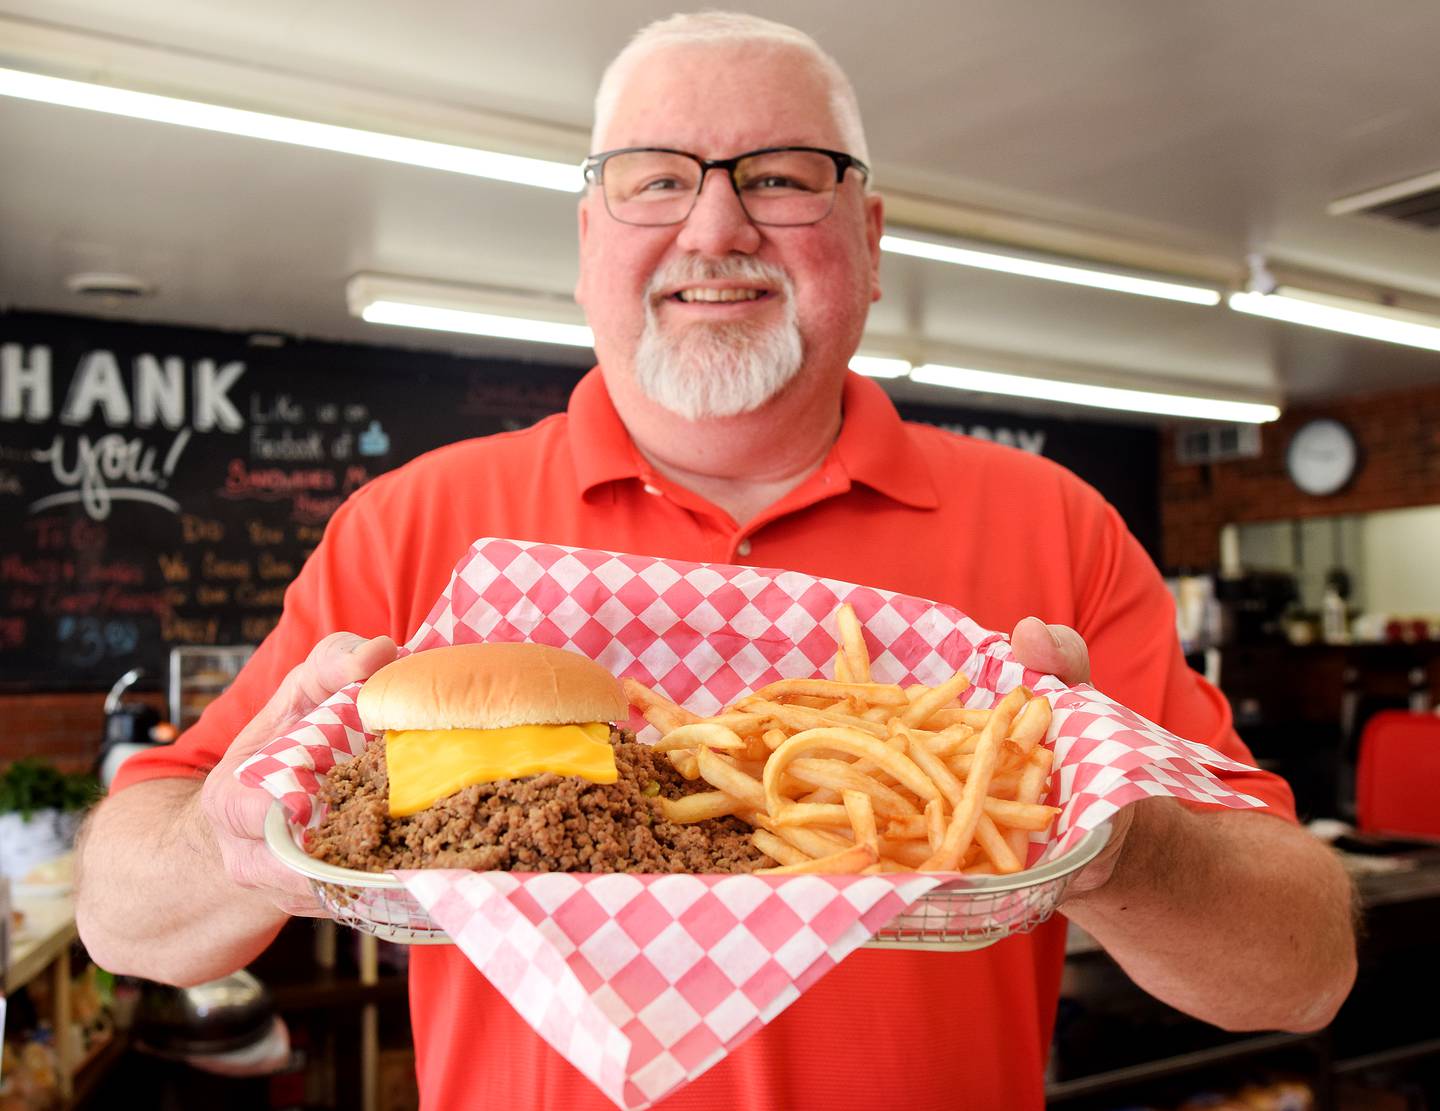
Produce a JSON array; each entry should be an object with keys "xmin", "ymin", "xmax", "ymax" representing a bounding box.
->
[{"xmin": 77, "ymin": 12, "xmax": 1355, "ymax": 1109}]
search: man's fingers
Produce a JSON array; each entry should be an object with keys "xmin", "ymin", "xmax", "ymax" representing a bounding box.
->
[
  {"xmin": 1010, "ymin": 617, "xmax": 1091, "ymax": 686},
  {"xmin": 224, "ymin": 838, "xmax": 327, "ymax": 916},
  {"xmin": 300, "ymin": 632, "xmax": 398, "ymax": 707},
  {"xmin": 207, "ymin": 778, "xmax": 277, "ymax": 841},
  {"xmin": 233, "ymin": 632, "xmax": 397, "ymax": 759},
  {"xmin": 193, "ymin": 631, "xmax": 397, "ymax": 924},
  {"xmin": 1063, "ymin": 798, "xmax": 1139, "ymax": 899}
]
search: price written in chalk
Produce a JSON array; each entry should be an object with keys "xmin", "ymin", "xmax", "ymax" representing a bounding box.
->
[{"xmin": 55, "ymin": 615, "xmax": 140, "ymax": 668}]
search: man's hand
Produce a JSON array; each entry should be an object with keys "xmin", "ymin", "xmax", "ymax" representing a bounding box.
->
[
  {"xmin": 1009, "ymin": 615, "xmax": 1090, "ymax": 685},
  {"xmin": 1008, "ymin": 615, "xmax": 1133, "ymax": 894},
  {"xmin": 77, "ymin": 630, "xmax": 400, "ymax": 985},
  {"xmin": 197, "ymin": 631, "xmax": 397, "ymax": 915},
  {"xmin": 1009, "ymin": 615, "xmax": 1355, "ymax": 1030}
]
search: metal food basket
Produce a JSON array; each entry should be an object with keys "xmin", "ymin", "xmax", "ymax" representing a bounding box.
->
[{"xmin": 266, "ymin": 802, "xmax": 1111, "ymax": 952}]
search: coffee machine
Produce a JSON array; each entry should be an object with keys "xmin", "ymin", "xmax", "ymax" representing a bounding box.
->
[
  {"xmin": 98, "ymin": 668, "xmax": 164, "ymax": 788},
  {"xmin": 1215, "ymin": 571, "xmax": 1299, "ymax": 643}
]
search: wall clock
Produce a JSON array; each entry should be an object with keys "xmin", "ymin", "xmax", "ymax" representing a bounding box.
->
[{"xmin": 1285, "ymin": 418, "xmax": 1358, "ymax": 496}]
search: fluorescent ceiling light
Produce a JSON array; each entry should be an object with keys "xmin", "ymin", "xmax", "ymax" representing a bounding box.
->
[
  {"xmin": 911, "ymin": 363, "xmax": 1280, "ymax": 423},
  {"xmin": 360, "ymin": 302, "xmax": 593, "ymax": 346},
  {"xmin": 0, "ymin": 66, "xmax": 582, "ymax": 192},
  {"xmin": 881, "ymin": 235, "xmax": 1222, "ymax": 306},
  {"xmin": 849, "ymin": 355, "xmax": 911, "ymax": 379},
  {"xmin": 1228, "ymin": 288, "xmax": 1440, "ymax": 354},
  {"xmin": 347, "ymin": 275, "xmax": 594, "ymax": 347},
  {"xmin": 1328, "ymin": 168, "xmax": 1440, "ymax": 216}
]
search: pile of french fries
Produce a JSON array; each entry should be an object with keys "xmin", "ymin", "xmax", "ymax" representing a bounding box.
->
[{"xmin": 624, "ymin": 604, "xmax": 1061, "ymax": 875}]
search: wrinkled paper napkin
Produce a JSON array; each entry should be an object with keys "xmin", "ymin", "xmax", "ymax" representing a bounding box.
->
[{"xmin": 240, "ymin": 538, "xmax": 1268, "ymax": 1108}]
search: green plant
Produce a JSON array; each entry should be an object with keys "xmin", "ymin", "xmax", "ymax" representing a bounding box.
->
[{"xmin": 0, "ymin": 759, "xmax": 102, "ymax": 820}]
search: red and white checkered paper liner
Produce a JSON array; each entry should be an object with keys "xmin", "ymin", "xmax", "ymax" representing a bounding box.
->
[{"xmin": 239, "ymin": 538, "xmax": 1268, "ymax": 1109}]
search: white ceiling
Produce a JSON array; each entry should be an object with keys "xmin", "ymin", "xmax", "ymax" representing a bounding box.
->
[{"xmin": 3, "ymin": 0, "xmax": 1440, "ymax": 418}]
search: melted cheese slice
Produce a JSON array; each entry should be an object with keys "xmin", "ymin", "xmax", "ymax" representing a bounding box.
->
[{"xmin": 386, "ymin": 721, "xmax": 616, "ymax": 817}]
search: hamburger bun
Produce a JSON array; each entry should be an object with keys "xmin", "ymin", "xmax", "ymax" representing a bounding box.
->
[{"xmin": 357, "ymin": 642, "xmax": 628, "ymax": 733}]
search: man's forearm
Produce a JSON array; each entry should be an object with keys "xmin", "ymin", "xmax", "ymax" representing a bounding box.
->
[
  {"xmin": 75, "ymin": 779, "xmax": 288, "ymax": 987},
  {"xmin": 1062, "ymin": 798, "xmax": 1356, "ymax": 1032}
]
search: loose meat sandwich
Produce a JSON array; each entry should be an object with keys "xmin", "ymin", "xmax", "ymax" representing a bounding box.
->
[{"xmin": 305, "ymin": 642, "xmax": 763, "ymax": 874}]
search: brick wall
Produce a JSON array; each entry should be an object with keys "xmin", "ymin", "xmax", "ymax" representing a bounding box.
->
[
  {"xmin": 1162, "ymin": 381, "xmax": 1440, "ymax": 569},
  {"xmin": 0, "ymin": 691, "xmax": 167, "ymax": 771}
]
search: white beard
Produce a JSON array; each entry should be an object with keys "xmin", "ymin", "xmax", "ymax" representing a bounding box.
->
[{"xmin": 633, "ymin": 258, "xmax": 804, "ymax": 421}]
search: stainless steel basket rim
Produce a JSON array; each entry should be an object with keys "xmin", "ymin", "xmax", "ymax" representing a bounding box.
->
[{"xmin": 265, "ymin": 800, "xmax": 1112, "ymax": 893}]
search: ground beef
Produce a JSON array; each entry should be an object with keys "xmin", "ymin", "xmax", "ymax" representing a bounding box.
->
[{"xmin": 304, "ymin": 727, "xmax": 766, "ymax": 874}]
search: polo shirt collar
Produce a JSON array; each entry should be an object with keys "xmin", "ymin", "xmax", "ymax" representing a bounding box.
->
[
  {"xmin": 830, "ymin": 372, "xmax": 939, "ymax": 509},
  {"xmin": 568, "ymin": 369, "xmax": 643, "ymax": 497},
  {"xmin": 568, "ymin": 366, "xmax": 938, "ymax": 510}
]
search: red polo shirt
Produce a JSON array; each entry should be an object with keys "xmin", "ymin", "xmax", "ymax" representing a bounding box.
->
[{"xmin": 116, "ymin": 369, "xmax": 1294, "ymax": 1110}]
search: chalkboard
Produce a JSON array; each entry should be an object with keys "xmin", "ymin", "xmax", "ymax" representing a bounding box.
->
[{"xmin": 0, "ymin": 310, "xmax": 582, "ymax": 690}]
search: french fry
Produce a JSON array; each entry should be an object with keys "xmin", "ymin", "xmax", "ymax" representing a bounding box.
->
[
  {"xmin": 1005, "ymin": 746, "xmax": 1056, "ymax": 863},
  {"xmin": 883, "ymin": 814, "xmax": 927, "ymax": 839},
  {"xmin": 736, "ymin": 698, "xmax": 889, "ymax": 739},
  {"xmin": 761, "ymin": 728, "xmax": 789, "ymax": 752},
  {"xmin": 926, "ymin": 723, "xmax": 978, "ymax": 756},
  {"xmin": 1008, "ymin": 692, "xmax": 1052, "ymax": 755},
  {"xmin": 925, "ymin": 707, "xmax": 992, "ymax": 731},
  {"xmin": 652, "ymin": 723, "xmax": 746, "ymax": 753},
  {"xmin": 750, "ymin": 678, "xmax": 907, "ymax": 706},
  {"xmin": 925, "ymin": 798, "xmax": 946, "ymax": 853},
  {"xmin": 751, "ymin": 829, "xmax": 810, "ymax": 867},
  {"xmin": 898, "ymin": 669, "xmax": 973, "ymax": 729},
  {"xmin": 757, "ymin": 843, "xmax": 876, "ymax": 875},
  {"xmin": 743, "ymin": 735, "xmax": 773, "ymax": 762},
  {"xmin": 876, "ymin": 837, "xmax": 933, "ymax": 868},
  {"xmin": 983, "ymin": 797, "xmax": 1061, "ymax": 831},
  {"xmin": 974, "ymin": 813, "xmax": 1024, "ymax": 874},
  {"xmin": 658, "ymin": 790, "xmax": 742, "ymax": 824},
  {"xmin": 900, "ymin": 722, "xmax": 975, "ymax": 756},
  {"xmin": 1017, "ymin": 747, "xmax": 1055, "ymax": 806},
  {"xmin": 771, "ymin": 802, "xmax": 851, "ymax": 828},
  {"xmin": 984, "ymin": 771, "xmax": 1024, "ymax": 798},
  {"xmin": 622, "ymin": 677, "xmax": 699, "ymax": 733},
  {"xmin": 668, "ymin": 750, "xmax": 700, "ymax": 780},
  {"xmin": 842, "ymin": 789, "xmax": 879, "ymax": 857},
  {"xmin": 697, "ymin": 711, "xmax": 771, "ymax": 736},
  {"xmin": 734, "ymin": 757, "xmax": 768, "ymax": 779},
  {"xmin": 694, "ymin": 746, "xmax": 766, "ymax": 811},
  {"xmin": 837, "ymin": 603, "xmax": 871, "ymax": 683},
  {"xmin": 753, "ymin": 814, "xmax": 853, "ymax": 858},
  {"xmin": 946, "ymin": 746, "xmax": 1026, "ymax": 779}
]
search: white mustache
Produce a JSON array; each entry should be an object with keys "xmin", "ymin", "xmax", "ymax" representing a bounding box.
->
[{"xmin": 646, "ymin": 256, "xmax": 791, "ymax": 302}]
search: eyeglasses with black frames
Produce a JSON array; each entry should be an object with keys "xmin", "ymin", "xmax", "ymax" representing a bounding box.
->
[{"xmin": 581, "ymin": 145, "xmax": 870, "ymax": 227}]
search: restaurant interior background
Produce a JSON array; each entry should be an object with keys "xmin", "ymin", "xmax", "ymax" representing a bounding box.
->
[{"xmin": 2, "ymin": 1, "xmax": 1440, "ymax": 1108}]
